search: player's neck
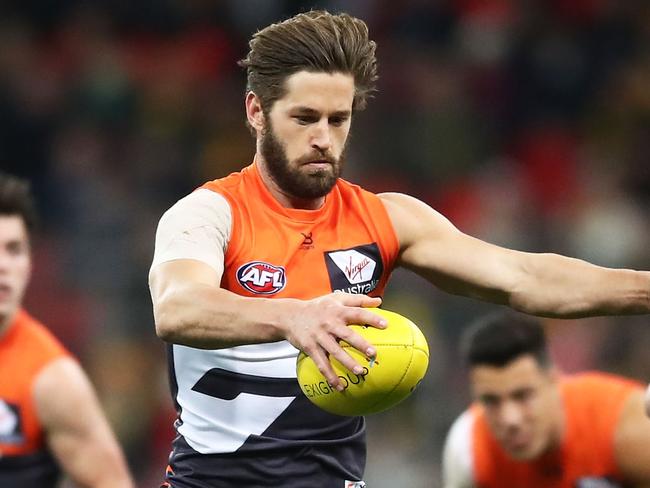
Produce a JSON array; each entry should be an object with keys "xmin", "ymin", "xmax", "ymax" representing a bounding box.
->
[{"xmin": 0, "ymin": 308, "xmax": 18, "ymax": 338}]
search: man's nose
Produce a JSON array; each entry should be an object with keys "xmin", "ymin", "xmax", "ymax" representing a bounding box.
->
[
  {"xmin": 498, "ymin": 400, "xmax": 524, "ymax": 427},
  {"xmin": 310, "ymin": 120, "xmax": 332, "ymax": 152}
]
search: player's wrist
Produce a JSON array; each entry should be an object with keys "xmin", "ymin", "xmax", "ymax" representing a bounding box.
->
[{"xmin": 262, "ymin": 297, "xmax": 304, "ymax": 343}]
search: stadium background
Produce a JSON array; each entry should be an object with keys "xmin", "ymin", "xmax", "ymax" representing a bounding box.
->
[{"xmin": 1, "ymin": 1, "xmax": 648, "ymax": 486}]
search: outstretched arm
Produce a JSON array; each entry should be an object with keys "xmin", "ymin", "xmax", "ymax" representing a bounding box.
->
[
  {"xmin": 34, "ymin": 357, "xmax": 134, "ymax": 488},
  {"xmin": 380, "ymin": 192, "xmax": 650, "ymax": 317}
]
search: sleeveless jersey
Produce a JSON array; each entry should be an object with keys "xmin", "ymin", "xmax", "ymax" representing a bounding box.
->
[
  {"xmin": 0, "ymin": 309, "xmax": 69, "ymax": 487},
  {"xmin": 160, "ymin": 163, "xmax": 400, "ymax": 486},
  {"xmin": 445, "ymin": 372, "xmax": 642, "ymax": 488}
]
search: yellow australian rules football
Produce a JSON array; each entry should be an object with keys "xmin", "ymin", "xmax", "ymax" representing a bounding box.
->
[{"xmin": 296, "ymin": 307, "xmax": 429, "ymax": 416}]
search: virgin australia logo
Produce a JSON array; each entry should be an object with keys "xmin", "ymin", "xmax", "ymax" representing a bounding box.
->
[
  {"xmin": 324, "ymin": 244, "xmax": 383, "ymax": 294},
  {"xmin": 328, "ymin": 250, "xmax": 376, "ymax": 284}
]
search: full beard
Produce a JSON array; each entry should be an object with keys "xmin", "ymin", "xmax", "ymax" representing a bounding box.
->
[{"xmin": 261, "ymin": 123, "xmax": 346, "ymax": 200}]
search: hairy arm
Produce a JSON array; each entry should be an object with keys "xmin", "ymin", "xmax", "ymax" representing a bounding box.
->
[
  {"xmin": 380, "ymin": 192, "xmax": 650, "ymax": 317},
  {"xmin": 33, "ymin": 357, "xmax": 134, "ymax": 488},
  {"xmin": 150, "ymin": 259, "xmax": 385, "ymax": 389},
  {"xmin": 614, "ymin": 390, "xmax": 650, "ymax": 487}
]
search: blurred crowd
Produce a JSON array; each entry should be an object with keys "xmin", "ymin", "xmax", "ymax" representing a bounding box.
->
[{"xmin": 1, "ymin": 1, "xmax": 648, "ymax": 486}]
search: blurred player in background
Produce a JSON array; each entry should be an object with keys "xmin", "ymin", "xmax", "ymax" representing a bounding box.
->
[
  {"xmin": 148, "ymin": 10, "xmax": 650, "ymax": 488},
  {"xmin": 443, "ymin": 311, "xmax": 650, "ymax": 488},
  {"xmin": 0, "ymin": 172, "xmax": 134, "ymax": 487}
]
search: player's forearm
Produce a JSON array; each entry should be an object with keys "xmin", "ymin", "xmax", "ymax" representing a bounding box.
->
[
  {"xmin": 509, "ymin": 253, "xmax": 650, "ymax": 318},
  {"xmin": 82, "ymin": 459, "xmax": 134, "ymax": 488},
  {"xmin": 48, "ymin": 415, "xmax": 134, "ymax": 488},
  {"xmin": 64, "ymin": 449, "xmax": 134, "ymax": 488},
  {"xmin": 153, "ymin": 282, "xmax": 299, "ymax": 348}
]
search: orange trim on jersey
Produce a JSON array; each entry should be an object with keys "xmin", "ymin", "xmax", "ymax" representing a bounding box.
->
[
  {"xmin": 0, "ymin": 309, "xmax": 70, "ymax": 457},
  {"xmin": 201, "ymin": 162, "xmax": 400, "ymax": 299},
  {"xmin": 159, "ymin": 464, "xmax": 174, "ymax": 487},
  {"xmin": 471, "ymin": 372, "xmax": 642, "ymax": 488}
]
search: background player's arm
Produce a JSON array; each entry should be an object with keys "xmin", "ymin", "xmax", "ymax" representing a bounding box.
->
[
  {"xmin": 614, "ymin": 390, "xmax": 650, "ymax": 487},
  {"xmin": 380, "ymin": 192, "xmax": 650, "ymax": 318},
  {"xmin": 33, "ymin": 357, "xmax": 134, "ymax": 488}
]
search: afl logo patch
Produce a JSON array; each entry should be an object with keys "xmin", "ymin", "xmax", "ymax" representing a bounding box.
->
[{"xmin": 237, "ymin": 261, "xmax": 287, "ymax": 295}]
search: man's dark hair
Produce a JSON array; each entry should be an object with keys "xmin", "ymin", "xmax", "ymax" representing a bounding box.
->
[
  {"xmin": 460, "ymin": 310, "xmax": 550, "ymax": 369},
  {"xmin": 239, "ymin": 10, "xmax": 378, "ymax": 115},
  {"xmin": 0, "ymin": 172, "xmax": 38, "ymax": 234}
]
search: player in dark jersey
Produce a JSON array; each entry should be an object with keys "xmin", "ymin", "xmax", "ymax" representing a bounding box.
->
[
  {"xmin": 0, "ymin": 172, "xmax": 134, "ymax": 487},
  {"xmin": 148, "ymin": 10, "xmax": 650, "ymax": 488}
]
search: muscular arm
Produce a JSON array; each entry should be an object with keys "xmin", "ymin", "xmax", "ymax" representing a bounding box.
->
[
  {"xmin": 380, "ymin": 192, "xmax": 650, "ymax": 317},
  {"xmin": 614, "ymin": 390, "xmax": 650, "ymax": 487},
  {"xmin": 33, "ymin": 357, "xmax": 134, "ymax": 488},
  {"xmin": 150, "ymin": 260, "xmax": 384, "ymax": 388},
  {"xmin": 150, "ymin": 259, "xmax": 382, "ymax": 349}
]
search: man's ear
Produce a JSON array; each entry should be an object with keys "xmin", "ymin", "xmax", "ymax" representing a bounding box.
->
[{"xmin": 245, "ymin": 92, "xmax": 265, "ymax": 133}]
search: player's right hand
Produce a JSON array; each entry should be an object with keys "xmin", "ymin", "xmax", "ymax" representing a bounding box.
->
[{"xmin": 284, "ymin": 292, "xmax": 387, "ymax": 391}]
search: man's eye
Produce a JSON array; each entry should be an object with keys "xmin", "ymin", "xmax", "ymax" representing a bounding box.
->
[
  {"xmin": 329, "ymin": 117, "xmax": 347, "ymax": 126},
  {"xmin": 6, "ymin": 243, "xmax": 27, "ymax": 255},
  {"xmin": 480, "ymin": 396, "xmax": 499, "ymax": 408},
  {"xmin": 295, "ymin": 116, "xmax": 316, "ymax": 125},
  {"xmin": 512, "ymin": 389, "xmax": 533, "ymax": 402}
]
